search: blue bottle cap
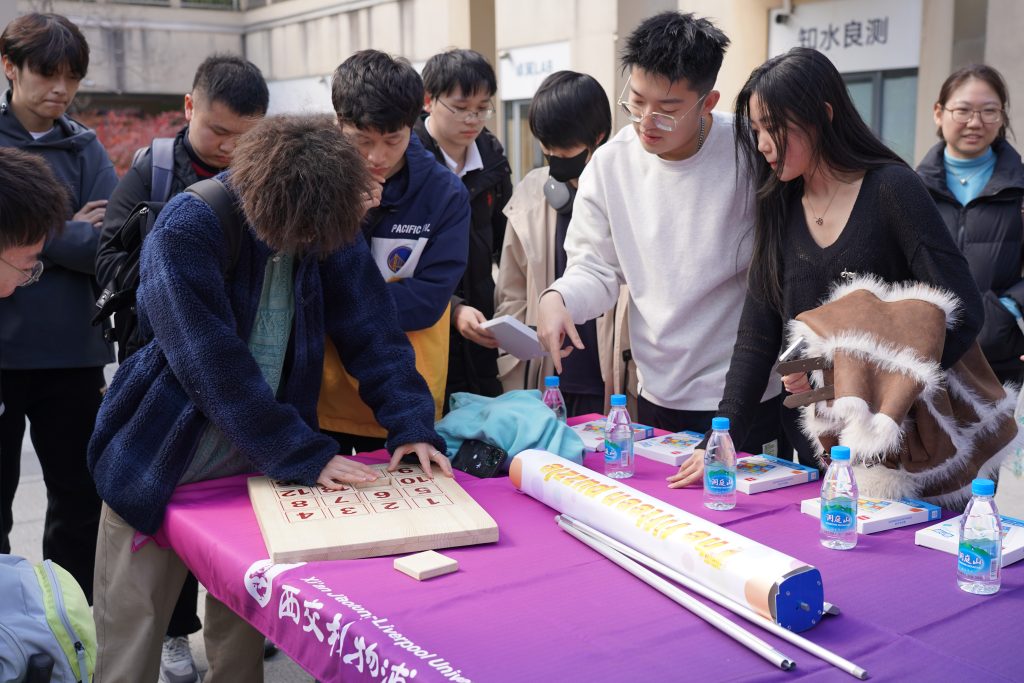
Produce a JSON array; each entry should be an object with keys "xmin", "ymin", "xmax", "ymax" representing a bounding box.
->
[
  {"xmin": 830, "ymin": 445, "xmax": 851, "ymax": 460},
  {"xmin": 711, "ymin": 417, "xmax": 729, "ymax": 431},
  {"xmin": 972, "ymin": 478, "xmax": 995, "ymax": 496},
  {"xmin": 544, "ymin": 375, "xmax": 559, "ymax": 388},
  {"xmin": 610, "ymin": 394, "xmax": 626, "ymax": 407}
]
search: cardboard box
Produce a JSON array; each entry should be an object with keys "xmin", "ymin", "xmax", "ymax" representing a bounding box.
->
[
  {"xmin": 633, "ymin": 431, "xmax": 703, "ymax": 467},
  {"xmin": 914, "ymin": 514, "xmax": 1024, "ymax": 567},
  {"xmin": 735, "ymin": 454, "xmax": 819, "ymax": 494},
  {"xmin": 571, "ymin": 420, "xmax": 655, "ymax": 454},
  {"xmin": 800, "ymin": 496, "xmax": 942, "ymax": 534}
]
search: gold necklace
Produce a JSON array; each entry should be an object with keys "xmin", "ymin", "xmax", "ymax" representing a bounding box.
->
[{"xmin": 805, "ymin": 181, "xmax": 842, "ymax": 226}]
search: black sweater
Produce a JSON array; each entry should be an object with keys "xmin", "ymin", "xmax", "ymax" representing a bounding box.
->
[{"xmin": 717, "ymin": 163, "xmax": 983, "ymax": 448}]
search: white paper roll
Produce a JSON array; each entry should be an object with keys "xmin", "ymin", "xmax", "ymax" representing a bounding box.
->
[{"xmin": 509, "ymin": 450, "xmax": 824, "ymax": 631}]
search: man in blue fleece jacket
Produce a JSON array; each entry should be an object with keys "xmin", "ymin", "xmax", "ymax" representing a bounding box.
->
[{"xmin": 88, "ymin": 114, "xmax": 452, "ymax": 681}]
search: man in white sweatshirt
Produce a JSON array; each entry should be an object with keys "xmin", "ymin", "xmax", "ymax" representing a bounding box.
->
[{"xmin": 537, "ymin": 11, "xmax": 785, "ymax": 465}]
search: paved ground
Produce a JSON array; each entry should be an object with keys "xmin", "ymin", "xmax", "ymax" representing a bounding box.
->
[{"xmin": 10, "ymin": 365, "xmax": 314, "ymax": 681}]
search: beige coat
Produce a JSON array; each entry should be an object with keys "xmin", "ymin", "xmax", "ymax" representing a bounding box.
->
[{"xmin": 495, "ymin": 167, "xmax": 636, "ymax": 411}]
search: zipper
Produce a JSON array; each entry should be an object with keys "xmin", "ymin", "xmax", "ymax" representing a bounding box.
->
[{"xmin": 42, "ymin": 560, "xmax": 89, "ymax": 682}]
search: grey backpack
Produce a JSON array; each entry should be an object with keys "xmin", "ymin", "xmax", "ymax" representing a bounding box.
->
[{"xmin": 0, "ymin": 555, "xmax": 95, "ymax": 682}]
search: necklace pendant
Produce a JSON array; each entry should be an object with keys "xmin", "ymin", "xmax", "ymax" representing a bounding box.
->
[{"xmin": 815, "ymin": 217, "xmax": 824, "ymax": 226}]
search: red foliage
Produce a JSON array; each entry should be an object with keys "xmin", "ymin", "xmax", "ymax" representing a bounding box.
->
[{"xmin": 75, "ymin": 109, "xmax": 186, "ymax": 177}]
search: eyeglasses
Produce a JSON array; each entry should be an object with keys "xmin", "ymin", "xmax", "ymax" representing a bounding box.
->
[
  {"xmin": 617, "ymin": 77, "xmax": 707, "ymax": 132},
  {"xmin": 0, "ymin": 256, "xmax": 43, "ymax": 288},
  {"xmin": 437, "ymin": 98, "xmax": 495, "ymax": 123},
  {"xmin": 943, "ymin": 106, "xmax": 1004, "ymax": 125}
]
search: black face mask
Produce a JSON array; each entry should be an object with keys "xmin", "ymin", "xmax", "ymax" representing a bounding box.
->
[{"xmin": 545, "ymin": 148, "xmax": 589, "ymax": 183}]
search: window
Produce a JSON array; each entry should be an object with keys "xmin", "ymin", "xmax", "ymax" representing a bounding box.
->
[
  {"xmin": 843, "ymin": 69, "xmax": 917, "ymax": 163},
  {"xmin": 503, "ymin": 99, "xmax": 543, "ymax": 184}
]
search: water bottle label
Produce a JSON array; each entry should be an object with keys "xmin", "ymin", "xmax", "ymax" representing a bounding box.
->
[
  {"xmin": 605, "ymin": 440, "xmax": 623, "ymax": 463},
  {"xmin": 958, "ymin": 540, "xmax": 996, "ymax": 576},
  {"xmin": 704, "ymin": 468, "xmax": 735, "ymax": 494},
  {"xmin": 821, "ymin": 498, "xmax": 856, "ymax": 533}
]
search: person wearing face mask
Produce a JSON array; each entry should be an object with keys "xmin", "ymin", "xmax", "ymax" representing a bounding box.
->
[
  {"xmin": 495, "ymin": 71, "xmax": 633, "ymax": 414},
  {"xmin": 916, "ymin": 65, "xmax": 1024, "ymax": 384}
]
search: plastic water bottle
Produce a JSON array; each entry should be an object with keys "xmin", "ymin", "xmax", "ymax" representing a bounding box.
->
[
  {"xmin": 703, "ymin": 417, "xmax": 736, "ymax": 510},
  {"xmin": 604, "ymin": 394, "xmax": 634, "ymax": 479},
  {"xmin": 542, "ymin": 376, "xmax": 567, "ymax": 423},
  {"xmin": 820, "ymin": 445, "xmax": 858, "ymax": 550},
  {"xmin": 957, "ymin": 478, "xmax": 1002, "ymax": 595}
]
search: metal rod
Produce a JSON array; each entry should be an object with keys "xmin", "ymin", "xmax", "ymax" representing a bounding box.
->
[
  {"xmin": 559, "ymin": 514, "xmax": 869, "ymax": 680},
  {"xmin": 556, "ymin": 515, "xmax": 796, "ymax": 672}
]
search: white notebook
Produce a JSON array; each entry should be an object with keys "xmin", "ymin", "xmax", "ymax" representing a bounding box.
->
[{"xmin": 481, "ymin": 315, "xmax": 545, "ymax": 360}]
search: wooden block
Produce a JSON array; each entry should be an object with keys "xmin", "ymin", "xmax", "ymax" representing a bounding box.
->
[
  {"xmin": 394, "ymin": 551, "xmax": 459, "ymax": 581},
  {"xmin": 248, "ymin": 463, "xmax": 499, "ymax": 562}
]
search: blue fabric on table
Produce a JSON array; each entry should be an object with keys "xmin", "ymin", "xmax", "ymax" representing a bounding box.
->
[{"xmin": 437, "ymin": 390, "xmax": 585, "ymax": 467}]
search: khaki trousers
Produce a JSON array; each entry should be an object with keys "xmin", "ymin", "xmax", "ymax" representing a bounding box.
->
[{"xmin": 93, "ymin": 503, "xmax": 264, "ymax": 682}]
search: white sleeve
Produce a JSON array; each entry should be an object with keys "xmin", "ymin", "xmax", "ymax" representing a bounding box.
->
[{"xmin": 546, "ymin": 163, "xmax": 624, "ymax": 324}]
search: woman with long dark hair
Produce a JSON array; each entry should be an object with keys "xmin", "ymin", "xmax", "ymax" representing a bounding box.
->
[
  {"xmin": 917, "ymin": 65, "xmax": 1024, "ymax": 384},
  {"xmin": 668, "ymin": 47, "xmax": 983, "ymax": 486}
]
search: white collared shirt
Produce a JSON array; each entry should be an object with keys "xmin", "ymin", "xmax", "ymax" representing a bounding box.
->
[{"xmin": 425, "ymin": 115, "xmax": 483, "ymax": 178}]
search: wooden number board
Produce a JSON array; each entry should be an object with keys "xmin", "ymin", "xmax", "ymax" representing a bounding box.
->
[{"xmin": 248, "ymin": 463, "xmax": 499, "ymax": 562}]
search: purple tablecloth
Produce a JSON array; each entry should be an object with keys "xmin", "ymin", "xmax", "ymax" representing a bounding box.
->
[{"xmin": 158, "ymin": 418, "xmax": 1022, "ymax": 682}]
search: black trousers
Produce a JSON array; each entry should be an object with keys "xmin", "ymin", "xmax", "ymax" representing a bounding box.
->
[
  {"xmin": 167, "ymin": 572, "xmax": 202, "ymax": 636},
  {"xmin": 564, "ymin": 392, "xmax": 606, "ymax": 419},
  {"xmin": 0, "ymin": 367, "xmax": 105, "ymax": 603},
  {"xmin": 323, "ymin": 430, "xmax": 388, "ymax": 456},
  {"xmin": 637, "ymin": 392, "xmax": 795, "ymax": 461}
]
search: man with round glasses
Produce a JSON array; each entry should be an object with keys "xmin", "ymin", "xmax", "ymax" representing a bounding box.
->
[
  {"xmin": 0, "ymin": 147, "xmax": 62, "ymax": 297},
  {"xmin": 415, "ymin": 48, "xmax": 513, "ymax": 407},
  {"xmin": 537, "ymin": 11, "xmax": 788, "ymax": 463},
  {"xmin": 0, "ymin": 145, "xmax": 68, "ymax": 601}
]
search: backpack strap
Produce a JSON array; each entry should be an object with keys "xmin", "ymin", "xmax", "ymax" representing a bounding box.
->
[
  {"xmin": 149, "ymin": 137, "xmax": 176, "ymax": 203},
  {"xmin": 185, "ymin": 178, "xmax": 244, "ymax": 277}
]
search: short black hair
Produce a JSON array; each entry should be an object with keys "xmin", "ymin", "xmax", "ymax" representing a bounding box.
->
[
  {"xmin": 621, "ymin": 11, "xmax": 729, "ymax": 93},
  {"xmin": 192, "ymin": 54, "xmax": 269, "ymax": 117},
  {"xmin": 422, "ymin": 48, "xmax": 496, "ymax": 98},
  {"xmin": 0, "ymin": 13, "xmax": 89, "ymax": 84},
  {"xmin": 0, "ymin": 147, "xmax": 67, "ymax": 250},
  {"xmin": 331, "ymin": 50, "xmax": 423, "ymax": 133},
  {"xmin": 528, "ymin": 71, "xmax": 611, "ymax": 151}
]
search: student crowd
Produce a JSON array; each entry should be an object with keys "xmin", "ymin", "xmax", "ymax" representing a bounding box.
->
[{"xmin": 0, "ymin": 9, "xmax": 1020, "ymax": 683}]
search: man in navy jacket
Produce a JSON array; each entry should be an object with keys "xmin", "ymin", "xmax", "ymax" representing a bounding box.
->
[
  {"xmin": 319, "ymin": 50, "xmax": 470, "ymax": 452},
  {"xmin": 0, "ymin": 12, "xmax": 116, "ymax": 603}
]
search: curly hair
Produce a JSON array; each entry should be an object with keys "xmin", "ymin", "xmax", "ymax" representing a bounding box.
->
[
  {"xmin": 0, "ymin": 147, "xmax": 67, "ymax": 250},
  {"xmin": 230, "ymin": 115, "xmax": 372, "ymax": 254}
]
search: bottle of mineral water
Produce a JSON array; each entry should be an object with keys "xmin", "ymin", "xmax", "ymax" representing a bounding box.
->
[
  {"xmin": 541, "ymin": 375, "xmax": 567, "ymax": 423},
  {"xmin": 957, "ymin": 478, "xmax": 1002, "ymax": 595},
  {"xmin": 703, "ymin": 417, "xmax": 737, "ymax": 510},
  {"xmin": 604, "ymin": 394, "xmax": 634, "ymax": 479},
  {"xmin": 820, "ymin": 445, "xmax": 858, "ymax": 550}
]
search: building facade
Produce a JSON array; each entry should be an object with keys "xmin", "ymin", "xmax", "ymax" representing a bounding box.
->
[{"xmin": 10, "ymin": 0, "xmax": 1022, "ymax": 178}]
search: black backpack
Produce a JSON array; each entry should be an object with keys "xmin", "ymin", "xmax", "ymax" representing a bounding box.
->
[{"xmin": 93, "ymin": 145, "xmax": 244, "ymax": 362}]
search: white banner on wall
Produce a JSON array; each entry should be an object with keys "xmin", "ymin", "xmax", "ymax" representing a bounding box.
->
[
  {"xmin": 768, "ymin": 0, "xmax": 922, "ymax": 73},
  {"xmin": 498, "ymin": 41, "xmax": 571, "ymax": 101}
]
